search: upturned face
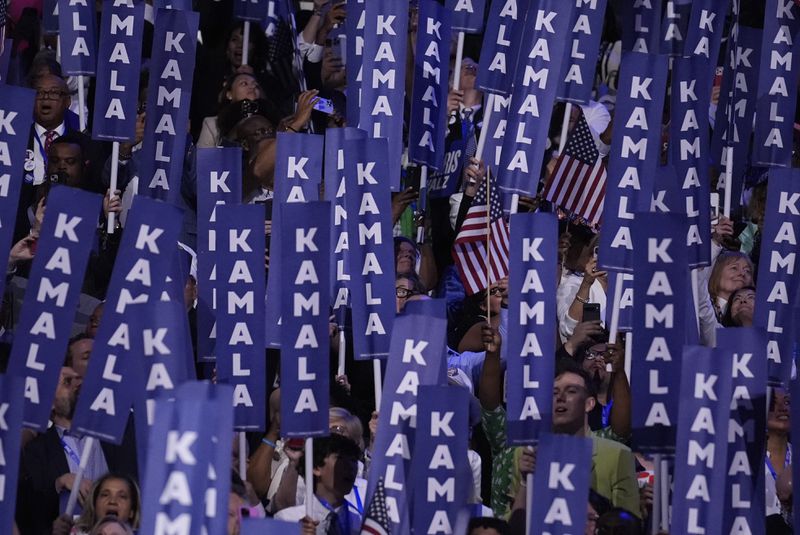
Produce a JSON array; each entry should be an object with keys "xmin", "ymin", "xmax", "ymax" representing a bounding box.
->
[
  {"xmin": 718, "ymin": 258, "xmax": 753, "ymax": 298},
  {"xmin": 552, "ymin": 372, "xmax": 594, "ymax": 434}
]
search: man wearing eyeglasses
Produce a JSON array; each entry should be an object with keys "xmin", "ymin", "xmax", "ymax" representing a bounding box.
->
[
  {"xmin": 28, "ymin": 74, "xmax": 74, "ymax": 186},
  {"xmin": 16, "ymin": 73, "xmax": 99, "ymax": 243}
]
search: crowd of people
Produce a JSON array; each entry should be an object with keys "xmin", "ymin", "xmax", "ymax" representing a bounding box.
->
[{"xmin": 0, "ymin": 0, "xmax": 793, "ymax": 534}]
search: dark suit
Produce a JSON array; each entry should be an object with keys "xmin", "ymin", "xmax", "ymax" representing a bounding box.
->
[
  {"xmin": 15, "ymin": 418, "xmax": 138, "ymax": 535},
  {"xmin": 14, "ymin": 120, "xmax": 110, "ymax": 245}
]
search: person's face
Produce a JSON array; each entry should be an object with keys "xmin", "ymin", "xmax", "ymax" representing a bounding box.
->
[
  {"xmin": 459, "ymin": 58, "xmax": 478, "ymax": 91},
  {"xmin": 586, "ymin": 503, "xmax": 600, "ymax": 535},
  {"xmin": 87, "ymin": 303, "xmax": 104, "ymax": 338},
  {"xmin": 34, "ymin": 74, "xmax": 70, "ymax": 129},
  {"xmin": 227, "ymin": 492, "xmax": 244, "ymax": 535},
  {"xmin": 95, "ymin": 478, "xmax": 134, "ymax": 523},
  {"xmin": 228, "ymin": 74, "xmax": 261, "ymax": 102},
  {"xmin": 768, "ymin": 389, "xmax": 791, "ymax": 435},
  {"xmin": 729, "ymin": 288, "xmax": 755, "ymax": 326},
  {"xmin": 96, "ymin": 522, "xmax": 128, "ymax": 535},
  {"xmin": 47, "ymin": 143, "xmax": 86, "ymax": 187},
  {"xmin": 718, "ymin": 258, "xmax": 753, "ymax": 297},
  {"xmin": 53, "ymin": 367, "xmax": 80, "ymax": 420},
  {"xmin": 395, "ymin": 277, "xmax": 416, "ymax": 313},
  {"xmin": 236, "ymin": 116, "xmax": 273, "ymax": 153},
  {"xmin": 552, "ymin": 372, "xmax": 594, "ymax": 434},
  {"xmin": 314, "ymin": 453, "xmax": 358, "ymax": 500},
  {"xmin": 183, "ymin": 276, "xmax": 197, "ymax": 312},
  {"xmin": 583, "ymin": 343, "xmax": 608, "ymax": 384},
  {"xmin": 484, "ymin": 284, "xmax": 503, "ymax": 315},
  {"xmin": 395, "ymin": 241, "xmax": 416, "ymax": 274},
  {"xmin": 69, "ymin": 338, "xmax": 93, "ymax": 379},
  {"xmin": 227, "ymin": 27, "xmax": 255, "ymax": 68}
]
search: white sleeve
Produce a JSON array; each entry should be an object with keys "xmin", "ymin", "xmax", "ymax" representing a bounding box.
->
[
  {"xmin": 557, "ymin": 278, "xmax": 581, "ymax": 342},
  {"xmin": 467, "ymin": 449, "xmax": 482, "ymax": 504},
  {"xmin": 297, "ymin": 33, "xmax": 323, "ymax": 63}
]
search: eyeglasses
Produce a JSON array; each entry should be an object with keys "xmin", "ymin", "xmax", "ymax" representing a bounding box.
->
[
  {"xmin": 489, "ymin": 287, "xmax": 503, "ymax": 296},
  {"xmin": 396, "ymin": 287, "xmax": 418, "ymax": 298},
  {"xmin": 36, "ymin": 88, "xmax": 69, "ymax": 100},
  {"xmin": 585, "ymin": 350, "xmax": 607, "ymax": 361},
  {"xmin": 330, "ymin": 425, "xmax": 347, "ymax": 435}
]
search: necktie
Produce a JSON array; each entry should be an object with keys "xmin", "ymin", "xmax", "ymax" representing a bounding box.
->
[
  {"xmin": 44, "ymin": 130, "xmax": 57, "ymax": 158},
  {"xmin": 462, "ymin": 108, "xmax": 478, "ymax": 164},
  {"xmin": 325, "ymin": 511, "xmax": 342, "ymax": 535}
]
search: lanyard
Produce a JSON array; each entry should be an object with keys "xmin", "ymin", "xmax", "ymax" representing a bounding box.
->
[
  {"xmin": 601, "ymin": 399, "xmax": 613, "ymax": 429},
  {"xmin": 319, "ymin": 497, "xmax": 353, "ymax": 534},
  {"xmin": 353, "ymin": 486, "xmax": 363, "ymax": 515},
  {"xmin": 59, "ymin": 435, "xmax": 82, "ymax": 467},
  {"xmin": 766, "ymin": 448, "xmax": 791, "ymax": 481}
]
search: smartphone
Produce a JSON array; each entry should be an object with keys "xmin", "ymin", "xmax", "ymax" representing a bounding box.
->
[
  {"xmin": 332, "ymin": 34, "xmax": 346, "ymax": 65},
  {"xmin": 313, "ymin": 97, "xmax": 335, "ymax": 115},
  {"xmin": 710, "ymin": 192, "xmax": 720, "ymax": 225},
  {"xmin": 583, "ymin": 302, "xmax": 601, "ymax": 323}
]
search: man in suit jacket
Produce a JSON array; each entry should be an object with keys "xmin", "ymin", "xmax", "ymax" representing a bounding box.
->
[
  {"xmin": 15, "ymin": 367, "xmax": 138, "ymax": 535},
  {"xmin": 15, "ymin": 73, "xmax": 107, "ymax": 243}
]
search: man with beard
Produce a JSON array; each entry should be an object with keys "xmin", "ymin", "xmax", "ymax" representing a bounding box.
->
[
  {"xmin": 16, "ymin": 366, "xmax": 137, "ymax": 535},
  {"xmin": 577, "ymin": 339, "xmax": 632, "ymax": 442}
]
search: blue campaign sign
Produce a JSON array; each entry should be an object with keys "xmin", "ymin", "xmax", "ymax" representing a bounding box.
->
[
  {"xmin": 72, "ymin": 196, "xmax": 183, "ymax": 443},
  {"xmin": 91, "ymin": 0, "xmax": 146, "ymax": 141},
  {"xmin": 0, "ymin": 375, "xmax": 25, "ymax": 535},
  {"xmin": 753, "ymin": 0, "xmax": 800, "ymax": 166},
  {"xmin": 529, "ymin": 433, "xmax": 593, "ymax": 535},
  {"xmin": 139, "ymin": 382, "xmax": 234, "ymax": 534},
  {"xmin": 412, "ymin": 385, "xmax": 471, "ymax": 535},
  {"xmin": 8, "ymin": 187, "xmax": 102, "ymax": 429},
  {"xmin": 598, "ymin": 52, "xmax": 668, "ymax": 272},
  {"xmin": 497, "ymin": 0, "xmax": 573, "ymax": 197},
  {"xmin": 477, "ymin": 0, "xmax": 531, "ymax": 95},
  {"xmin": 446, "ymin": 0, "xmax": 486, "ymax": 33},
  {"xmin": 343, "ymin": 137, "xmax": 396, "ymax": 360},
  {"xmin": 139, "ymin": 9, "xmax": 198, "ymax": 203},
  {"xmin": 669, "ymin": 55, "xmax": 712, "ymax": 268},
  {"xmin": 59, "ymin": 0, "xmax": 98, "ymax": 75},
  {"xmin": 408, "ymin": 0, "xmax": 451, "ymax": 171},
  {"xmin": 506, "ymin": 213, "xmax": 557, "ymax": 444},
  {"xmin": 630, "ymin": 212, "xmax": 687, "ymax": 453},
  {"xmin": 280, "ymin": 201, "xmax": 332, "ymax": 437},
  {"xmin": 557, "ymin": 0, "xmax": 608, "ymax": 104},
  {"xmin": 196, "ymin": 147, "xmax": 242, "ymax": 362},
  {"xmin": 671, "ymin": 346, "xmax": 732, "ymax": 535},
  {"xmin": 755, "ymin": 169, "xmax": 800, "ymax": 385},
  {"xmin": 367, "ymin": 311, "xmax": 448, "ymax": 534},
  {"xmin": 359, "ymin": 0, "xmax": 409, "ymax": 191},
  {"xmin": 215, "ymin": 204, "xmax": 266, "ymax": 431},
  {"xmin": 0, "ymin": 86, "xmax": 35, "ymax": 303},
  {"xmin": 264, "ymin": 132, "xmax": 324, "ymax": 348}
]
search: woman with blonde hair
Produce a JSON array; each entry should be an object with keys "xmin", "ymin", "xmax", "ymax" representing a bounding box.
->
[{"xmin": 707, "ymin": 251, "xmax": 754, "ymax": 323}]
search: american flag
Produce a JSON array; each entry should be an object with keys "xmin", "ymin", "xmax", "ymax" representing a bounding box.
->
[
  {"xmin": 542, "ymin": 113, "xmax": 607, "ymax": 226},
  {"xmin": 452, "ymin": 170, "xmax": 510, "ymax": 296},
  {"xmin": 360, "ymin": 477, "xmax": 391, "ymax": 535}
]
